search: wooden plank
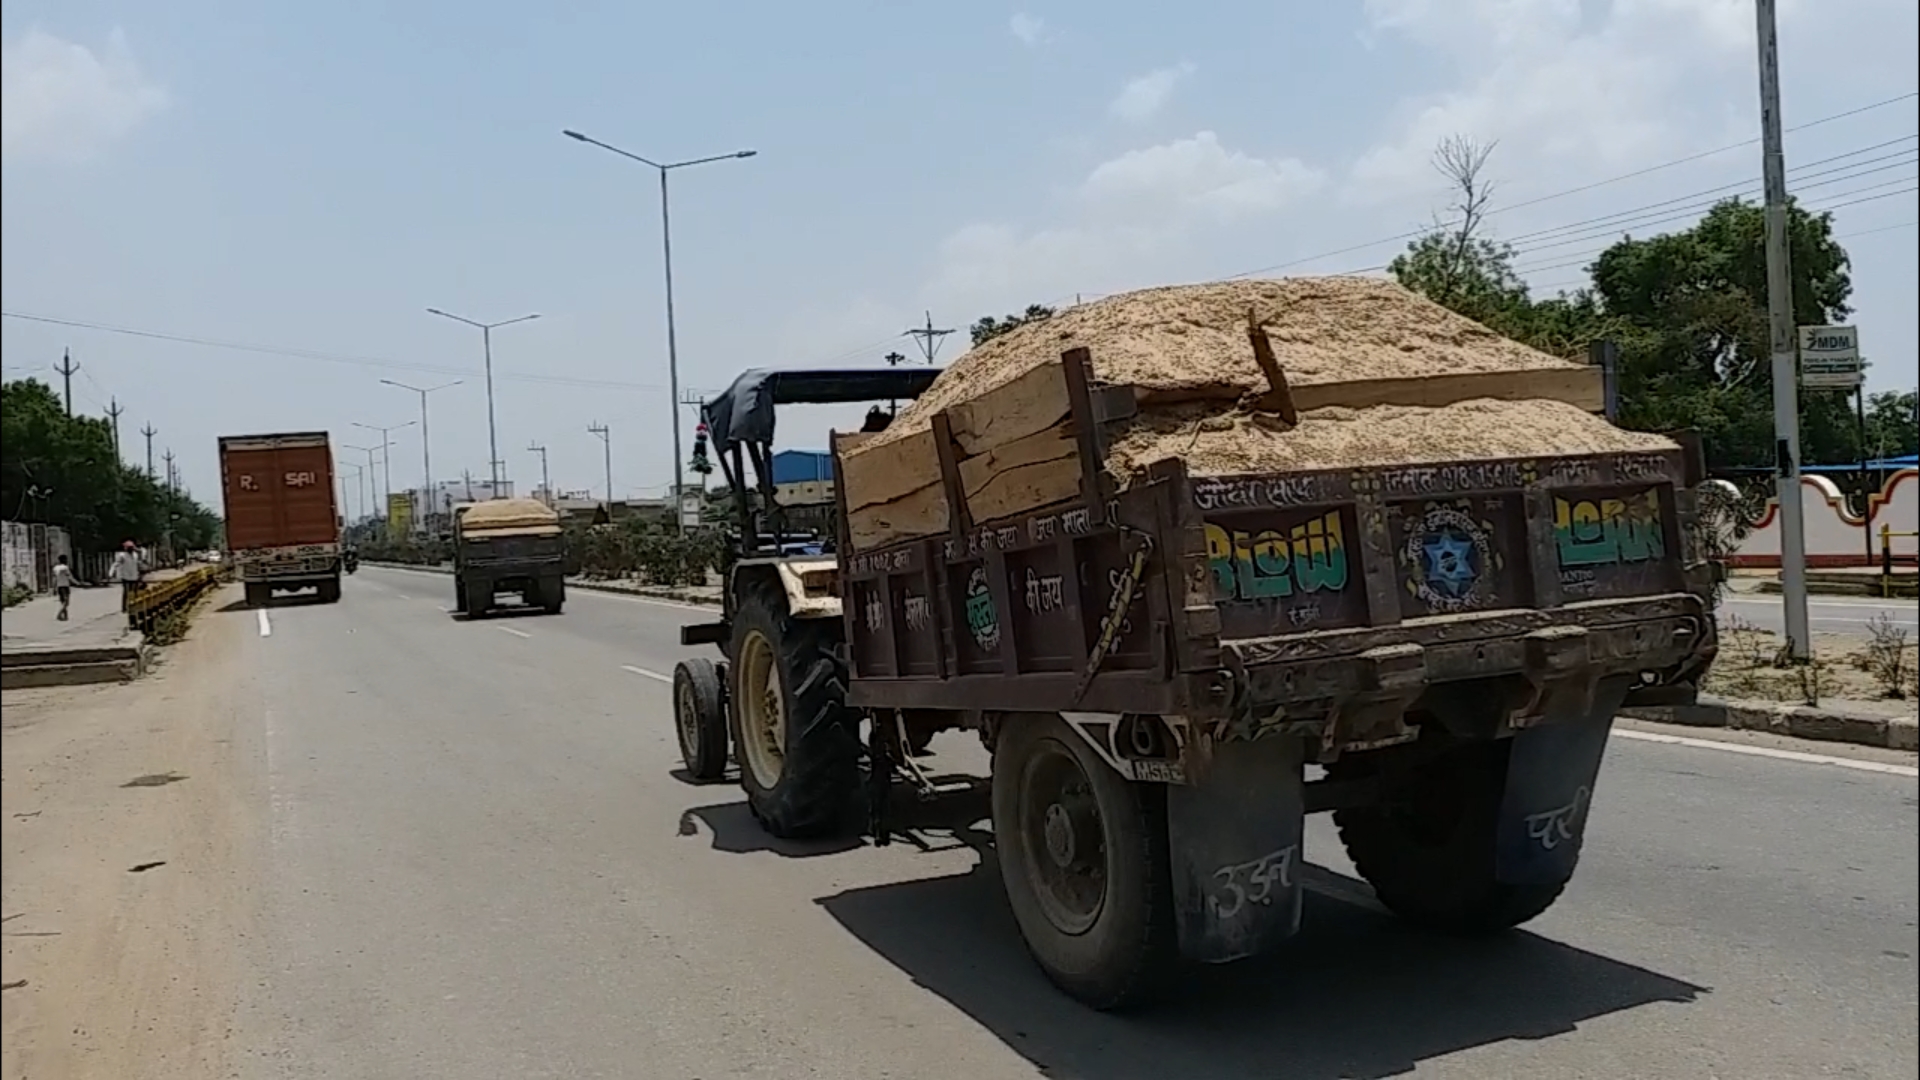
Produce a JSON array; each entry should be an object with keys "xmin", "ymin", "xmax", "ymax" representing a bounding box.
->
[
  {"xmin": 932, "ymin": 411, "xmax": 971, "ymax": 541},
  {"xmin": 848, "ymin": 483, "xmax": 948, "ymax": 552},
  {"xmin": 841, "ymin": 426, "xmax": 942, "ymax": 513},
  {"xmin": 847, "ymin": 424, "xmax": 1080, "ymax": 553},
  {"xmin": 1288, "ymin": 366, "xmax": 1603, "ymax": 413},
  {"xmin": 1061, "ymin": 347, "xmax": 1109, "ymax": 517}
]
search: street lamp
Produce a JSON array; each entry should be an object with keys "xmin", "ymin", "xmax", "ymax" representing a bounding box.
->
[
  {"xmin": 342, "ymin": 442, "xmax": 392, "ymax": 525},
  {"xmin": 425, "ymin": 308, "xmax": 539, "ymax": 491},
  {"xmin": 380, "ymin": 379, "xmax": 461, "ymax": 532},
  {"xmin": 562, "ymin": 128, "xmax": 757, "ymax": 530},
  {"xmin": 351, "ymin": 421, "xmax": 416, "ymax": 518},
  {"xmin": 338, "ymin": 463, "xmax": 366, "ymax": 525}
]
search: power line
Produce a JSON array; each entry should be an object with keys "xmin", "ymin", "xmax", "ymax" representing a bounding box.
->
[
  {"xmin": 1498, "ymin": 141, "xmax": 1915, "ymax": 248},
  {"xmin": 0, "ymin": 311, "xmax": 669, "ymax": 393},
  {"xmin": 1498, "ymin": 162, "xmax": 1917, "ymax": 263},
  {"xmin": 1510, "ymin": 185, "xmax": 1919, "ymax": 277},
  {"xmin": 1203, "ymin": 91, "xmax": 1920, "ymax": 284}
]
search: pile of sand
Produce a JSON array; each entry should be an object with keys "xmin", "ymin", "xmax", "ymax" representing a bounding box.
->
[
  {"xmin": 1107, "ymin": 398, "xmax": 1675, "ymax": 479},
  {"xmin": 875, "ymin": 276, "xmax": 1586, "ymax": 450}
]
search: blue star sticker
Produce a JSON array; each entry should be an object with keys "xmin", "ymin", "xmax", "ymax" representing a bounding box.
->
[{"xmin": 1422, "ymin": 530, "xmax": 1478, "ymax": 597}]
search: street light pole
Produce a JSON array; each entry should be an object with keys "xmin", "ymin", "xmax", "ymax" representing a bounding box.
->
[
  {"xmin": 562, "ymin": 129, "xmax": 757, "ymax": 530},
  {"xmin": 339, "ymin": 463, "xmax": 366, "ymax": 524},
  {"xmin": 380, "ymin": 379, "xmax": 461, "ymax": 532},
  {"xmin": 352, "ymin": 421, "xmax": 416, "ymax": 530},
  {"xmin": 339, "ymin": 460, "xmax": 368, "ymax": 526},
  {"xmin": 343, "ymin": 441, "xmax": 393, "ymax": 524},
  {"xmin": 1754, "ymin": 0, "xmax": 1812, "ymax": 660},
  {"xmin": 425, "ymin": 308, "xmax": 539, "ymax": 492}
]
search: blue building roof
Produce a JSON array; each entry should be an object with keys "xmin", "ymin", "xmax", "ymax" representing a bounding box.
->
[{"xmin": 771, "ymin": 449, "xmax": 835, "ymax": 485}]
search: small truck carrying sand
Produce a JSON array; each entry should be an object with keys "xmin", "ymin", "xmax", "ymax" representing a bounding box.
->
[
  {"xmin": 453, "ymin": 498, "xmax": 567, "ymax": 617},
  {"xmin": 674, "ymin": 277, "xmax": 1719, "ymax": 1010}
]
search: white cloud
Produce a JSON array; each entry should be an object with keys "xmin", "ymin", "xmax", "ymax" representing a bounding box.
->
[
  {"xmin": 916, "ymin": 132, "xmax": 1324, "ymax": 318},
  {"xmin": 1108, "ymin": 63, "xmax": 1194, "ymax": 124},
  {"xmin": 2, "ymin": 28, "xmax": 168, "ymax": 163},
  {"xmin": 920, "ymin": 220, "xmax": 1171, "ymax": 320},
  {"xmin": 1345, "ymin": 0, "xmax": 1769, "ymax": 204},
  {"xmin": 1008, "ymin": 13, "xmax": 1047, "ymax": 48},
  {"xmin": 1082, "ymin": 131, "xmax": 1326, "ymax": 219}
]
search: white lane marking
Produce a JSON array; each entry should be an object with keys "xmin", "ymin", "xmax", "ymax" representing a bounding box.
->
[
  {"xmin": 1614, "ymin": 728, "xmax": 1918, "ymax": 777},
  {"xmin": 257, "ymin": 609, "xmax": 272, "ymax": 637},
  {"xmin": 395, "ymin": 593, "xmax": 411, "ymax": 601},
  {"xmin": 1725, "ymin": 595, "xmax": 1918, "ymax": 611},
  {"xmin": 265, "ymin": 707, "xmax": 298, "ymax": 844},
  {"xmin": 622, "ymin": 664, "xmax": 673, "ymax": 683},
  {"xmin": 496, "ymin": 626, "xmax": 532, "ymax": 639}
]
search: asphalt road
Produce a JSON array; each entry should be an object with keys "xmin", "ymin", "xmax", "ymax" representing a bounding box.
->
[
  {"xmin": 215, "ymin": 565, "xmax": 1915, "ymax": 1079},
  {"xmin": 1717, "ymin": 591, "xmax": 1917, "ymax": 636}
]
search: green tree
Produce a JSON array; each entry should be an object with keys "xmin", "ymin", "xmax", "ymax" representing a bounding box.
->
[
  {"xmin": 1387, "ymin": 133, "xmax": 1874, "ymax": 471},
  {"xmin": 1587, "ymin": 198, "xmax": 1859, "ymax": 468},
  {"xmin": 1, "ymin": 377, "xmax": 222, "ymax": 553},
  {"xmin": 970, "ymin": 303, "xmax": 1057, "ymax": 346},
  {"xmin": 1863, "ymin": 389, "xmax": 1918, "ymax": 459}
]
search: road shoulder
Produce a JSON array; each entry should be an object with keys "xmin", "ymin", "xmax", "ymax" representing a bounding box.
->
[{"xmin": 1, "ymin": 585, "xmax": 261, "ymax": 1080}]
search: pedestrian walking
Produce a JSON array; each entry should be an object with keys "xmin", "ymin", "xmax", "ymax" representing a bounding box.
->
[
  {"xmin": 111, "ymin": 540, "xmax": 145, "ymax": 613},
  {"xmin": 53, "ymin": 554, "xmax": 74, "ymax": 621}
]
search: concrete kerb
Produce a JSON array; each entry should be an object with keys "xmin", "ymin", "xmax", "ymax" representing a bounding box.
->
[
  {"xmin": 364, "ymin": 562, "xmax": 722, "ymax": 607},
  {"xmin": 1622, "ymin": 694, "xmax": 1919, "ymax": 752}
]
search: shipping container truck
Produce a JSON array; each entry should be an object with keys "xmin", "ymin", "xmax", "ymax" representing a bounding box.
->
[{"xmin": 218, "ymin": 431, "xmax": 344, "ymax": 606}]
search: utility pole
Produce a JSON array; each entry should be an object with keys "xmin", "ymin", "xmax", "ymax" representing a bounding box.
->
[
  {"xmin": 105, "ymin": 398, "xmax": 124, "ymax": 458},
  {"xmin": 141, "ymin": 424, "xmax": 158, "ymax": 479},
  {"xmin": 55, "ymin": 349, "xmax": 79, "ymax": 416},
  {"xmin": 162, "ymin": 448, "xmax": 177, "ymax": 557},
  {"xmin": 883, "ymin": 351, "xmax": 909, "ymax": 414},
  {"xmin": 1756, "ymin": 0, "xmax": 1811, "ymax": 660},
  {"xmin": 528, "ymin": 442, "xmax": 551, "ymax": 505},
  {"xmin": 588, "ymin": 423, "xmax": 613, "ymax": 509},
  {"xmin": 906, "ymin": 312, "xmax": 954, "ymax": 366}
]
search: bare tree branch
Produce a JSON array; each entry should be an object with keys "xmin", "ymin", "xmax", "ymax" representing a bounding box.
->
[{"xmin": 1431, "ymin": 134, "xmax": 1498, "ymax": 303}]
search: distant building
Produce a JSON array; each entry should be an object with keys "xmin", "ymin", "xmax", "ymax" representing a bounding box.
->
[{"xmin": 771, "ymin": 450, "xmax": 835, "ymax": 505}]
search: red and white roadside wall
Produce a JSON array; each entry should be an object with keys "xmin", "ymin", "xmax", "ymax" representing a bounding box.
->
[{"xmin": 1707, "ymin": 468, "xmax": 1919, "ymax": 569}]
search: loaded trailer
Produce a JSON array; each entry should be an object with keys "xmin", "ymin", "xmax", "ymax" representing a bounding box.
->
[{"xmin": 673, "ymin": 303, "xmax": 1719, "ymax": 1009}]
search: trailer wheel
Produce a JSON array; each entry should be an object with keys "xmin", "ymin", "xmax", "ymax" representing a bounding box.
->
[
  {"xmin": 453, "ymin": 575, "xmax": 468, "ymax": 614},
  {"xmin": 1330, "ymin": 738, "xmax": 1566, "ymax": 934},
  {"xmin": 245, "ymin": 582, "xmax": 270, "ymax": 609},
  {"xmin": 542, "ymin": 576, "xmax": 565, "ymax": 615},
  {"xmin": 992, "ymin": 713, "xmax": 1176, "ymax": 1010},
  {"xmin": 317, "ymin": 576, "xmax": 342, "ymax": 604},
  {"xmin": 728, "ymin": 586, "xmax": 860, "ymax": 838},
  {"xmin": 674, "ymin": 658, "xmax": 729, "ymax": 781},
  {"xmin": 465, "ymin": 580, "xmax": 492, "ymax": 619}
]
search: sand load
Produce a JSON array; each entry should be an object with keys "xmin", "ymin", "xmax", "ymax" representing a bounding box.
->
[{"xmin": 837, "ymin": 276, "xmax": 1673, "ymax": 552}]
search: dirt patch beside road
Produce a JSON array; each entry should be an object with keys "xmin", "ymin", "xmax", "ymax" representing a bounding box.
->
[{"xmin": 1, "ymin": 587, "xmax": 259, "ymax": 1080}]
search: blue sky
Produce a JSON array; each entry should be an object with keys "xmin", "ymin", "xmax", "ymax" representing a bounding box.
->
[{"xmin": 4, "ymin": 0, "xmax": 1916, "ymax": 513}]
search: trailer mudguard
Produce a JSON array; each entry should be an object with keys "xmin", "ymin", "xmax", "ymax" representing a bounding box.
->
[
  {"xmin": 1494, "ymin": 680, "xmax": 1630, "ymax": 885},
  {"xmin": 1166, "ymin": 734, "xmax": 1306, "ymax": 964}
]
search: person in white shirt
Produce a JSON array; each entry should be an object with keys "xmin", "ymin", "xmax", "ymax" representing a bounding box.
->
[
  {"xmin": 110, "ymin": 540, "xmax": 144, "ymax": 612},
  {"xmin": 53, "ymin": 554, "xmax": 74, "ymax": 621}
]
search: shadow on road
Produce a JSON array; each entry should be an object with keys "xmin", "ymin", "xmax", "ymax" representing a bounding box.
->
[
  {"xmin": 452, "ymin": 603, "xmax": 555, "ymax": 623},
  {"xmin": 217, "ymin": 592, "xmax": 332, "ymax": 613},
  {"xmin": 816, "ymin": 837, "xmax": 1706, "ymax": 1080}
]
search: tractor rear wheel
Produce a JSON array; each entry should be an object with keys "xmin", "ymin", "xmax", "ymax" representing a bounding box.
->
[{"xmin": 728, "ymin": 585, "xmax": 861, "ymax": 839}]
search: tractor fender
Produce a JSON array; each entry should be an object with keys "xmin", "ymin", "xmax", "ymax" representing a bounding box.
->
[{"xmin": 730, "ymin": 558, "xmax": 842, "ymax": 621}]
